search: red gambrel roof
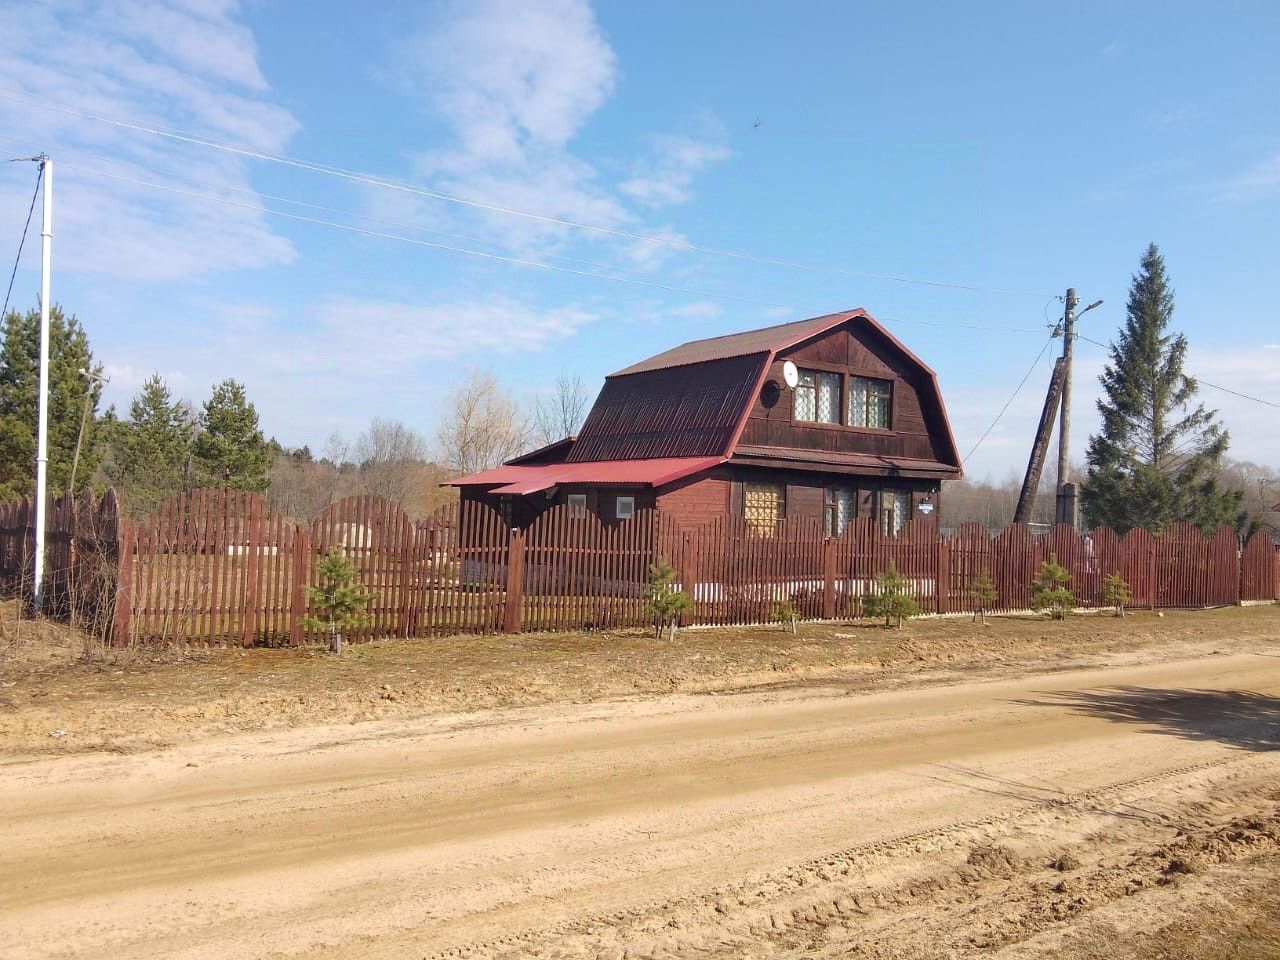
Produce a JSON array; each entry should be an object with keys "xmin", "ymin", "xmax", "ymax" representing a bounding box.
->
[
  {"xmin": 445, "ymin": 457, "xmax": 726, "ymax": 494},
  {"xmin": 450, "ymin": 308, "xmax": 962, "ymax": 488},
  {"xmin": 610, "ymin": 310, "xmax": 873, "ymax": 377}
]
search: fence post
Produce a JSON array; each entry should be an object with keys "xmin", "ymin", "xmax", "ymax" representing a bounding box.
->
[
  {"xmin": 681, "ymin": 531, "xmax": 700, "ymax": 626},
  {"xmin": 937, "ymin": 540, "xmax": 950, "ymax": 615},
  {"xmin": 822, "ymin": 538, "xmax": 837, "ymax": 619},
  {"xmin": 289, "ymin": 525, "xmax": 307, "ymax": 646},
  {"xmin": 504, "ymin": 529, "xmax": 525, "ymax": 634},
  {"xmin": 241, "ymin": 498, "xmax": 263, "ymax": 647},
  {"xmin": 111, "ymin": 520, "xmax": 134, "ymax": 647}
]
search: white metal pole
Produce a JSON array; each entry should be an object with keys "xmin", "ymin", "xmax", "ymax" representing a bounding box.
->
[{"xmin": 32, "ymin": 157, "xmax": 52, "ymax": 613}]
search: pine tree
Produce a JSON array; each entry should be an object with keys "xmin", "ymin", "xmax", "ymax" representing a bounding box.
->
[
  {"xmin": 106, "ymin": 374, "xmax": 195, "ymax": 514},
  {"xmin": 970, "ymin": 570, "xmax": 998, "ymax": 624},
  {"xmin": 862, "ymin": 564, "xmax": 920, "ymax": 628},
  {"xmin": 0, "ymin": 304, "xmax": 104, "ymax": 501},
  {"xmin": 1030, "ymin": 556, "xmax": 1074, "ymax": 620},
  {"xmin": 192, "ymin": 379, "xmax": 270, "ymax": 491},
  {"xmin": 1083, "ymin": 244, "xmax": 1241, "ymax": 534},
  {"xmin": 302, "ymin": 549, "xmax": 375, "ymax": 654},
  {"xmin": 646, "ymin": 557, "xmax": 692, "ymax": 641}
]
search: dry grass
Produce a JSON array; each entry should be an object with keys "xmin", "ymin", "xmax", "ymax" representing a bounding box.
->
[{"xmin": 1, "ymin": 602, "xmax": 1278, "ymax": 757}]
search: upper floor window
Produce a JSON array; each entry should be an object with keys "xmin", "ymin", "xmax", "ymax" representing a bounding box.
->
[
  {"xmin": 794, "ymin": 369, "xmax": 841, "ymax": 424},
  {"xmin": 849, "ymin": 376, "xmax": 892, "ymax": 429},
  {"xmin": 743, "ymin": 482, "xmax": 785, "ymax": 534}
]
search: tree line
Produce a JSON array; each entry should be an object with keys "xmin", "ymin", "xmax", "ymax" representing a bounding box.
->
[
  {"xmin": 0, "ymin": 244, "xmax": 1274, "ymax": 535},
  {"xmin": 0, "ymin": 304, "xmax": 590, "ymax": 520}
]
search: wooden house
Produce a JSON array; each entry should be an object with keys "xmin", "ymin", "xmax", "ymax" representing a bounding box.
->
[{"xmin": 448, "ymin": 309, "xmax": 962, "ymax": 535}]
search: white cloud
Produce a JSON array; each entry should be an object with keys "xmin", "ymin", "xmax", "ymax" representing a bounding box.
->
[
  {"xmin": 254, "ymin": 296, "xmax": 599, "ymax": 377},
  {"xmin": 621, "ymin": 134, "xmax": 732, "ymax": 208},
  {"xmin": 391, "ymin": 0, "xmax": 727, "ymax": 263},
  {"xmin": 0, "ymin": 0, "xmax": 297, "ymax": 282}
]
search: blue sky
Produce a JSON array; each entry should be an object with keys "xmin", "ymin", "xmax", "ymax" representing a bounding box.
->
[{"xmin": 1, "ymin": 0, "xmax": 1277, "ymax": 479}]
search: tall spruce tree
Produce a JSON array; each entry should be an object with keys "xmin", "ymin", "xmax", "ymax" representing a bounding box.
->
[
  {"xmin": 106, "ymin": 374, "xmax": 195, "ymax": 514},
  {"xmin": 0, "ymin": 304, "xmax": 104, "ymax": 502},
  {"xmin": 1083, "ymin": 244, "xmax": 1240, "ymax": 534},
  {"xmin": 192, "ymin": 379, "xmax": 270, "ymax": 491}
]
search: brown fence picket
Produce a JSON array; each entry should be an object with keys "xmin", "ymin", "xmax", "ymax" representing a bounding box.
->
[{"xmin": 6, "ymin": 486, "xmax": 1276, "ymax": 644}]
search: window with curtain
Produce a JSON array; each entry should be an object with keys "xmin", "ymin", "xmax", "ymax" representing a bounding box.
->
[
  {"xmin": 824, "ymin": 487, "xmax": 856, "ymax": 537},
  {"xmin": 743, "ymin": 482, "xmax": 785, "ymax": 534},
  {"xmin": 849, "ymin": 376, "xmax": 892, "ymax": 429},
  {"xmin": 794, "ymin": 369, "xmax": 841, "ymax": 424},
  {"xmin": 881, "ymin": 490, "xmax": 911, "ymax": 535}
]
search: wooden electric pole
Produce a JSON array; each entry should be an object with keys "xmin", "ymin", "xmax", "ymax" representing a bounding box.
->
[{"xmin": 1054, "ymin": 288, "xmax": 1078, "ymax": 528}]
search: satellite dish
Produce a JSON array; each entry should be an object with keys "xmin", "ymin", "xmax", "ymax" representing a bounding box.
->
[{"xmin": 782, "ymin": 360, "xmax": 799, "ymax": 389}]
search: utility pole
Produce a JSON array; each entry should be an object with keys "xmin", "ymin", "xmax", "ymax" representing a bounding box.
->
[
  {"xmin": 69, "ymin": 367, "xmax": 108, "ymax": 498},
  {"xmin": 32, "ymin": 155, "xmax": 52, "ymax": 613},
  {"xmin": 1054, "ymin": 288, "xmax": 1078, "ymax": 528}
]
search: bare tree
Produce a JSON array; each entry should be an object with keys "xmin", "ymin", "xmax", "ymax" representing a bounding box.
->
[
  {"xmin": 354, "ymin": 419, "xmax": 432, "ymax": 506},
  {"xmin": 532, "ymin": 370, "xmax": 590, "ymax": 447},
  {"xmin": 437, "ymin": 371, "xmax": 530, "ymax": 475}
]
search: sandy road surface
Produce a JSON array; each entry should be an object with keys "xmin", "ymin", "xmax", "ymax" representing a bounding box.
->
[{"xmin": 3, "ymin": 648, "xmax": 1280, "ymax": 959}]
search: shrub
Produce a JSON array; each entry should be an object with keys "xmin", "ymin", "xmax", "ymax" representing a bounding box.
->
[
  {"xmin": 302, "ymin": 548, "xmax": 375, "ymax": 653},
  {"xmin": 1030, "ymin": 556, "xmax": 1074, "ymax": 620},
  {"xmin": 773, "ymin": 598, "xmax": 799, "ymax": 633},
  {"xmin": 970, "ymin": 570, "xmax": 998, "ymax": 624},
  {"xmin": 863, "ymin": 564, "xmax": 919, "ymax": 628},
  {"xmin": 647, "ymin": 557, "xmax": 692, "ymax": 641},
  {"xmin": 1103, "ymin": 572, "xmax": 1131, "ymax": 617}
]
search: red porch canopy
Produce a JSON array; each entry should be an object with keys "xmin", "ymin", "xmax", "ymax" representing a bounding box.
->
[{"xmin": 447, "ymin": 456, "xmax": 725, "ymax": 495}]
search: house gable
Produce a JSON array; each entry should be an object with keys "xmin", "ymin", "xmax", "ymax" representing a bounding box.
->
[{"xmin": 738, "ymin": 316, "xmax": 961, "ymax": 469}]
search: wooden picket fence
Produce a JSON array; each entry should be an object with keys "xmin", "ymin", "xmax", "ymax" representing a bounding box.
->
[{"xmin": 1, "ymin": 488, "xmax": 1276, "ymax": 646}]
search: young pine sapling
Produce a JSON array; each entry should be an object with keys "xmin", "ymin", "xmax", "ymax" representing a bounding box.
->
[
  {"xmin": 1103, "ymin": 572, "xmax": 1131, "ymax": 618},
  {"xmin": 1030, "ymin": 556, "xmax": 1074, "ymax": 620},
  {"xmin": 970, "ymin": 570, "xmax": 998, "ymax": 625},
  {"xmin": 647, "ymin": 557, "xmax": 693, "ymax": 642},
  {"xmin": 773, "ymin": 598, "xmax": 799, "ymax": 634},
  {"xmin": 302, "ymin": 548, "xmax": 375, "ymax": 654},
  {"xmin": 862, "ymin": 564, "xmax": 920, "ymax": 629}
]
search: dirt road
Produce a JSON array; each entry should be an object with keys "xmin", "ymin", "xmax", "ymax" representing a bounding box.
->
[{"xmin": 4, "ymin": 646, "xmax": 1280, "ymax": 959}]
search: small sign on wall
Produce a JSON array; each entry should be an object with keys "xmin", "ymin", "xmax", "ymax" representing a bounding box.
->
[{"xmin": 918, "ymin": 501, "xmax": 934, "ymax": 515}]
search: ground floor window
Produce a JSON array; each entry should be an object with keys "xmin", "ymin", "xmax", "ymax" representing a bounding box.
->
[
  {"xmin": 616, "ymin": 495, "xmax": 635, "ymax": 520},
  {"xmin": 881, "ymin": 490, "xmax": 910, "ymax": 536},
  {"xmin": 743, "ymin": 482, "xmax": 785, "ymax": 534},
  {"xmin": 824, "ymin": 486, "xmax": 856, "ymax": 537},
  {"xmin": 566, "ymin": 493, "xmax": 587, "ymax": 518}
]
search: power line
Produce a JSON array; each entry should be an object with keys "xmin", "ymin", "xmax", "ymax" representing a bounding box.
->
[
  {"xmin": 0, "ymin": 89, "xmax": 1056, "ymax": 299},
  {"xmin": 71, "ymin": 164, "xmax": 795, "ymax": 310},
  {"xmin": 66, "ymin": 160, "xmax": 1053, "ymax": 335},
  {"xmin": 963, "ymin": 335, "xmax": 1057, "ymax": 464},
  {"xmin": 1077, "ymin": 333, "xmax": 1280, "ymax": 410},
  {"xmin": 2, "ymin": 161, "xmax": 42, "ymax": 319}
]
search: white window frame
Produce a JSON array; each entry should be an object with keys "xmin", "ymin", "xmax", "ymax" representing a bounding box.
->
[
  {"xmin": 615, "ymin": 495, "xmax": 635, "ymax": 520},
  {"xmin": 566, "ymin": 493, "xmax": 587, "ymax": 518}
]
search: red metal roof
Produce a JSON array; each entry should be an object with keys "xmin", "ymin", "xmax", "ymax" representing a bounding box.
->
[
  {"xmin": 567, "ymin": 354, "xmax": 766, "ymax": 462},
  {"xmin": 610, "ymin": 310, "xmax": 863, "ymax": 376},
  {"xmin": 445, "ymin": 457, "xmax": 726, "ymax": 494}
]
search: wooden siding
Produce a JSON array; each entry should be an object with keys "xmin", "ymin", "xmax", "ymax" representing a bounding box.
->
[
  {"xmin": 567, "ymin": 353, "xmax": 766, "ymax": 461},
  {"xmin": 655, "ymin": 473, "xmax": 731, "ymax": 527},
  {"xmin": 741, "ymin": 323, "xmax": 955, "ymax": 465}
]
